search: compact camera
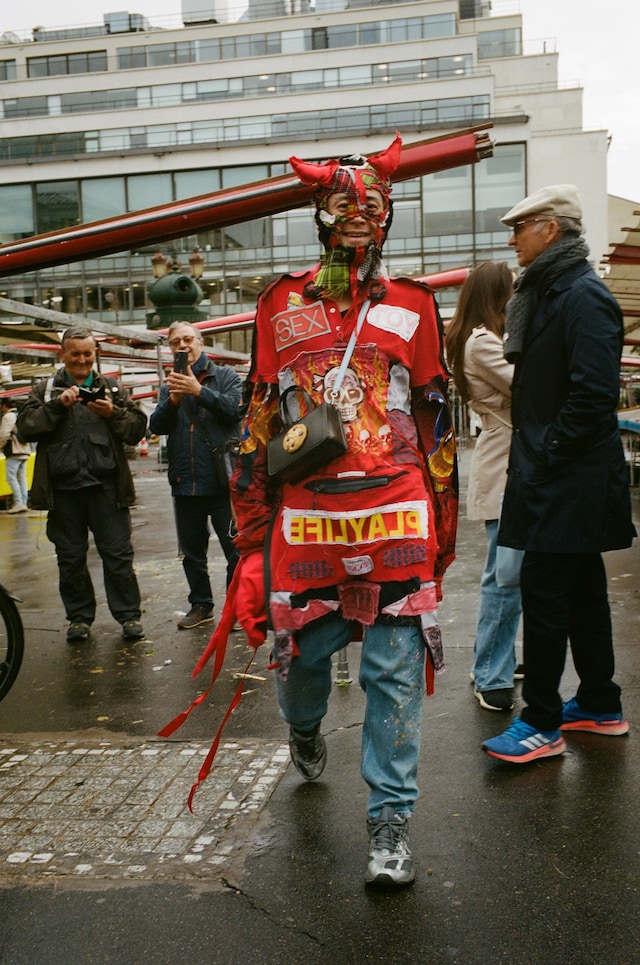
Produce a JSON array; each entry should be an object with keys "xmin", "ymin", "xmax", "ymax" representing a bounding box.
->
[{"xmin": 78, "ymin": 384, "xmax": 106, "ymax": 404}]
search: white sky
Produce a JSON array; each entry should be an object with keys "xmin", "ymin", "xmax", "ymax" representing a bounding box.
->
[{"xmin": 4, "ymin": 0, "xmax": 639, "ymax": 201}]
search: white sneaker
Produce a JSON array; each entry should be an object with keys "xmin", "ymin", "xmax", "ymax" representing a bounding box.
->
[{"xmin": 7, "ymin": 503, "xmax": 28, "ymax": 514}]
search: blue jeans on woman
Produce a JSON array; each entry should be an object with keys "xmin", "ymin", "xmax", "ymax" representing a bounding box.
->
[
  {"xmin": 275, "ymin": 613, "xmax": 426, "ymax": 819},
  {"xmin": 6, "ymin": 457, "xmax": 28, "ymax": 506},
  {"xmin": 472, "ymin": 519, "xmax": 521, "ymax": 691}
]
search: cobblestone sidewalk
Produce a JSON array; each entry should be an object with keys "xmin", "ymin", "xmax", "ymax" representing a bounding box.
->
[{"xmin": 0, "ymin": 736, "xmax": 290, "ymax": 883}]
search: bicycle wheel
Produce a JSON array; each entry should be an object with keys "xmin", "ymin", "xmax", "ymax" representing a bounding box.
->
[{"xmin": 0, "ymin": 584, "xmax": 24, "ymax": 701}]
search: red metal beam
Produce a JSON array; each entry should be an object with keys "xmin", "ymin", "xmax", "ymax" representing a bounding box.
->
[
  {"xmin": 150, "ymin": 267, "xmax": 472, "ymax": 339},
  {"xmin": 0, "ymin": 128, "xmax": 492, "ymax": 278}
]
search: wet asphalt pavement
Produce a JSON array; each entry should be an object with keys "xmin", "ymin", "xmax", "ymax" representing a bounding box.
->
[{"xmin": 0, "ymin": 442, "xmax": 638, "ymax": 965}]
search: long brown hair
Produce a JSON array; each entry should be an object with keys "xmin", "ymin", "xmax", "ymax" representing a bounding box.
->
[{"xmin": 445, "ymin": 261, "xmax": 513, "ymax": 403}]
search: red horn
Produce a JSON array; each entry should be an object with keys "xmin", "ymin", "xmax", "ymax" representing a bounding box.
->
[
  {"xmin": 289, "ymin": 156, "xmax": 340, "ymax": 187},
  {"xmin": 366, "ymin": 133, "xmax": 403, "ymax": 179}
]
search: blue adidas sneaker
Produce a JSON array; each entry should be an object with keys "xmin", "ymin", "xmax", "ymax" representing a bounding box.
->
[
  {"xmin": 483, "ymin": 717, "xmax": 566, "ymax": 763},
  {"xmin": 561, "ymin": 697, "xmax": 629, "ymax": 736}
]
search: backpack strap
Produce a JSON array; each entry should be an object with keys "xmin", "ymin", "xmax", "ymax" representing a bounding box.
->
[{"xmin": 43, "ymin": 376, "xmax": 56, "ymax": 403}]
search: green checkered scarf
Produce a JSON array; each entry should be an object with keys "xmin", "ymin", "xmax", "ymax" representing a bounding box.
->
[{"xmin": 313, "ymin": 242, "xmax": 385, "ymax": 299}]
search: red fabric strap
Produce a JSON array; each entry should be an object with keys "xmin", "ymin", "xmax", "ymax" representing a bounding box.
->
[{"xmin": 187, "ymin": 650, "xmax": 256, "ymax": 812}]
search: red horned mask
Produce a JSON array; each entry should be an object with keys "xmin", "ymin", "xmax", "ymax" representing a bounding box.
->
[
  {"xmin": 290, "ymin": 133, "xmax": 402, "ymax": 207},
  {"xmin": 289, "ymin": 134, "xmax": 402, "ymax": 249}
]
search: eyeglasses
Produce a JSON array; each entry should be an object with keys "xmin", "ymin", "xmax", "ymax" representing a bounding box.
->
[
  {"xmin": 168, "ymin": 335, "xmax": 197, "ymax": 348},
  {"xmin": 510, "ymin": 218, "xmax": 551, "ymax": 236}
]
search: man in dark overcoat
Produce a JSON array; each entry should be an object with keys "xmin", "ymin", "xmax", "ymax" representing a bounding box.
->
[{"xmin": 482, "ymin": 185, "xmax": 636, "ymax": 763}]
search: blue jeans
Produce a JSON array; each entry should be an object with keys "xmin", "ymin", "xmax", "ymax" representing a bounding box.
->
[
  {"xmin": 6, "ymin": 458, "xmax": 28, "ymax": 506},
  {"xmin": 174, "ymin": 495, "xmax": 239, "ymax": 607},
  {"xmin": 275, "ymin": 613, "xmax": 426, "ymax": 819},
  {"xmin": 472, "ymin": 520, "xmax": 521, "ymax": 691}
]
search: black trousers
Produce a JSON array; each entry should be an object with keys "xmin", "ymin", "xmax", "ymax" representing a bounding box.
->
[
  {"xmin": 520, "ymin": 551, "xmax": 622, "ymax": 731},
  {"xmin": 46, "ymin": 484, "xmax": 142, "ymax": 625},
  {"xmin": 173, "ymin": 494, "xmax": 239, "ymax": 608}
]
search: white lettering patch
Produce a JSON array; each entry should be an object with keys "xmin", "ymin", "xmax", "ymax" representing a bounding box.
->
[
  {"xmin": 341, "ymin": 555, "xmax": 374, "ymax": 576},
  {"xmin": 367, "ymin": 304, "xmax": 420, "ymax": 343}
]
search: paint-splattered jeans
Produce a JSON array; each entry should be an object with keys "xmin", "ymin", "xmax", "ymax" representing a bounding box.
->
[{"xmin": 275, "ymin": 613, "xmax": 426, "ymax": 819}]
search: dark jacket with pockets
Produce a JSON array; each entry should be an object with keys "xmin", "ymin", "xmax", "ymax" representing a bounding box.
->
[
  {"xmin": 17, "ymin": 368, "xmax": 147, "ymax": 511},
  {"xmin": 499, "ymin": 260, "xmax": 636, "ymax": 554}
]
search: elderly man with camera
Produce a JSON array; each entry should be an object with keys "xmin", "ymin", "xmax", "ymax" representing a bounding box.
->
[
  {"xmin": 149, "ymin": 321, "xmax": 242, "ymax": 629},
  {"xmin": 18, "ymin": 325, "xmax": 147, "ymax": 643}
]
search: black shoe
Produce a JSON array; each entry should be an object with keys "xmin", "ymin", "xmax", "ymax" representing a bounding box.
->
[
  {"xmin": 365, "ymin": 806, "xmax": 415, "ymax": 887},
  {"xmin": 67, "ymin": 621, "xmax": 90, "ymax": 643},
  {"xmin": 474, "ymin": 687, "xmax": 514, "ymax": 711},
  {"xmin": 177, "ymin": 605, "xmax": 214, "ymax": 629},
  {"xmin": 122, "ymin": 620, "xmax": 145, "ymax": 640},
  {"xmin": 514, "ymin": 663, "xmax": 525, "ymax": 680},
  {"xmin": 288, "ymin": 725, "xmax": 327, "ymax": 781}
]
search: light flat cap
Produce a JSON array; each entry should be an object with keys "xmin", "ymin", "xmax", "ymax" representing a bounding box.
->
[{"xmin": 501, "ymin": 184, "xmax": 582, "ymax": 227}]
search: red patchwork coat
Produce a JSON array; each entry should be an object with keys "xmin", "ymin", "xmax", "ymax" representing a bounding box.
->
[{"xmin": 231, "ymin": 269, "xmax": 458, "ymax": 654}]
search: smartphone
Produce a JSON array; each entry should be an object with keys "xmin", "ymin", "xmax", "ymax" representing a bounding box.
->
[{"xmin": 173, "ymin": 350, "xmax": 189, "ymax": 375}]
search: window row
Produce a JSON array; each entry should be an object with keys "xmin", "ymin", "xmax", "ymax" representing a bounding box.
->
[
  {"xmin": 115, "ymin": 13, "xmax": 455, "ymax": 69},
  {"xmin": 3, "ymin": 23, "xmax": 520, "ymax": 84},
  {"xmin": 0, "ymin": 95, "xmax": 491, "ymax": 161},
  {"xmin": 1, "ymin": 54, "xmax": 473, "ymax": 119}
]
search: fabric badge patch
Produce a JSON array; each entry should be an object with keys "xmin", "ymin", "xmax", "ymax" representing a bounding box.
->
[
  {"xmin": 341, "ymin": 555, "xmax": 374, "ymax": 576},
  {"xmin": 367, "ymin": 303, "xmax": 420, "ymax": 343},
  {"xmin": 272, "ymin": 299, "xmax": 333, "ymax": 352}
]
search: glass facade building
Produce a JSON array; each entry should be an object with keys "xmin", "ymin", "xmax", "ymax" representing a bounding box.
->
[{"xmin": 0, "ymin": 0, "xmax": 606, "ymax": 335}]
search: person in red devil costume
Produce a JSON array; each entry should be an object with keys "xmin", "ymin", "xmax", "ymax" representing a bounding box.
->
[{"xmin": 231, "ymin": 133, "xmax": 458, "ymax": 886}]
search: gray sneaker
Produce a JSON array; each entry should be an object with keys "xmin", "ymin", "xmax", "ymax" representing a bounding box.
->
[
  {"xmin": 288, "ymin": 725, "xmax": 327, "ymax": 781},
  {"xmin": 365, "ymin": 806, "xmax": 415, "ymax": 887}
]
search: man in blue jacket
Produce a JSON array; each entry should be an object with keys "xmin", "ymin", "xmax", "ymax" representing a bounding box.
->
[
  {"xmin": 483, "ymin": 185, "xmax": 636, "ymax": 763},
  {"xmin": 150, "ymin": 322, "xmax": 242, "ymax": 629}
]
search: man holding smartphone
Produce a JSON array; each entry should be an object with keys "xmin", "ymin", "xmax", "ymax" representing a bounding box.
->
[
  {"xmin": 17, "ymin": 326, "xmax": 147, "ymax": 644},
  {"xmin": 149, "ymin": 322, "xmax": 242, "ymax": 629}
]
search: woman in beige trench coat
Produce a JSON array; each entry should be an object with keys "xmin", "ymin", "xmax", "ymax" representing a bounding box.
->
[{"xmin": 446, "ymin": 262, "xmax": 522, "ymax": 711}]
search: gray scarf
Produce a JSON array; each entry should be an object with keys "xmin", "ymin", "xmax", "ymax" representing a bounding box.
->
[{"xmin": 504, "ymin": 235, "xmax": 590, "ymax": 363}]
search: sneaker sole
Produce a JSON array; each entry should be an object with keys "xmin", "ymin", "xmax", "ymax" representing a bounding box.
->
[
  {"xmin": 483, "ymin": 736, "xmax": 566, "ymax": 763},
  {"xmin": 474, "ymin": 689, "xmax": 513, "ymax": 712},
  {"xmin": 561, "ymin": 720, "xmax": 629, "ymax": 736},
  {"xmin": 364, "ymin": 869, "xmax": 415, "ymax": 887}
]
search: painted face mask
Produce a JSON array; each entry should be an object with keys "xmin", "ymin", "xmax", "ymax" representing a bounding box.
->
[
  {"xmin": 289, "ymin": 134, "xmax": 402, "ymax": 299},
  {"xmin": 290, "ymin": 133, "xmax": 401, "ymax": 250}
]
